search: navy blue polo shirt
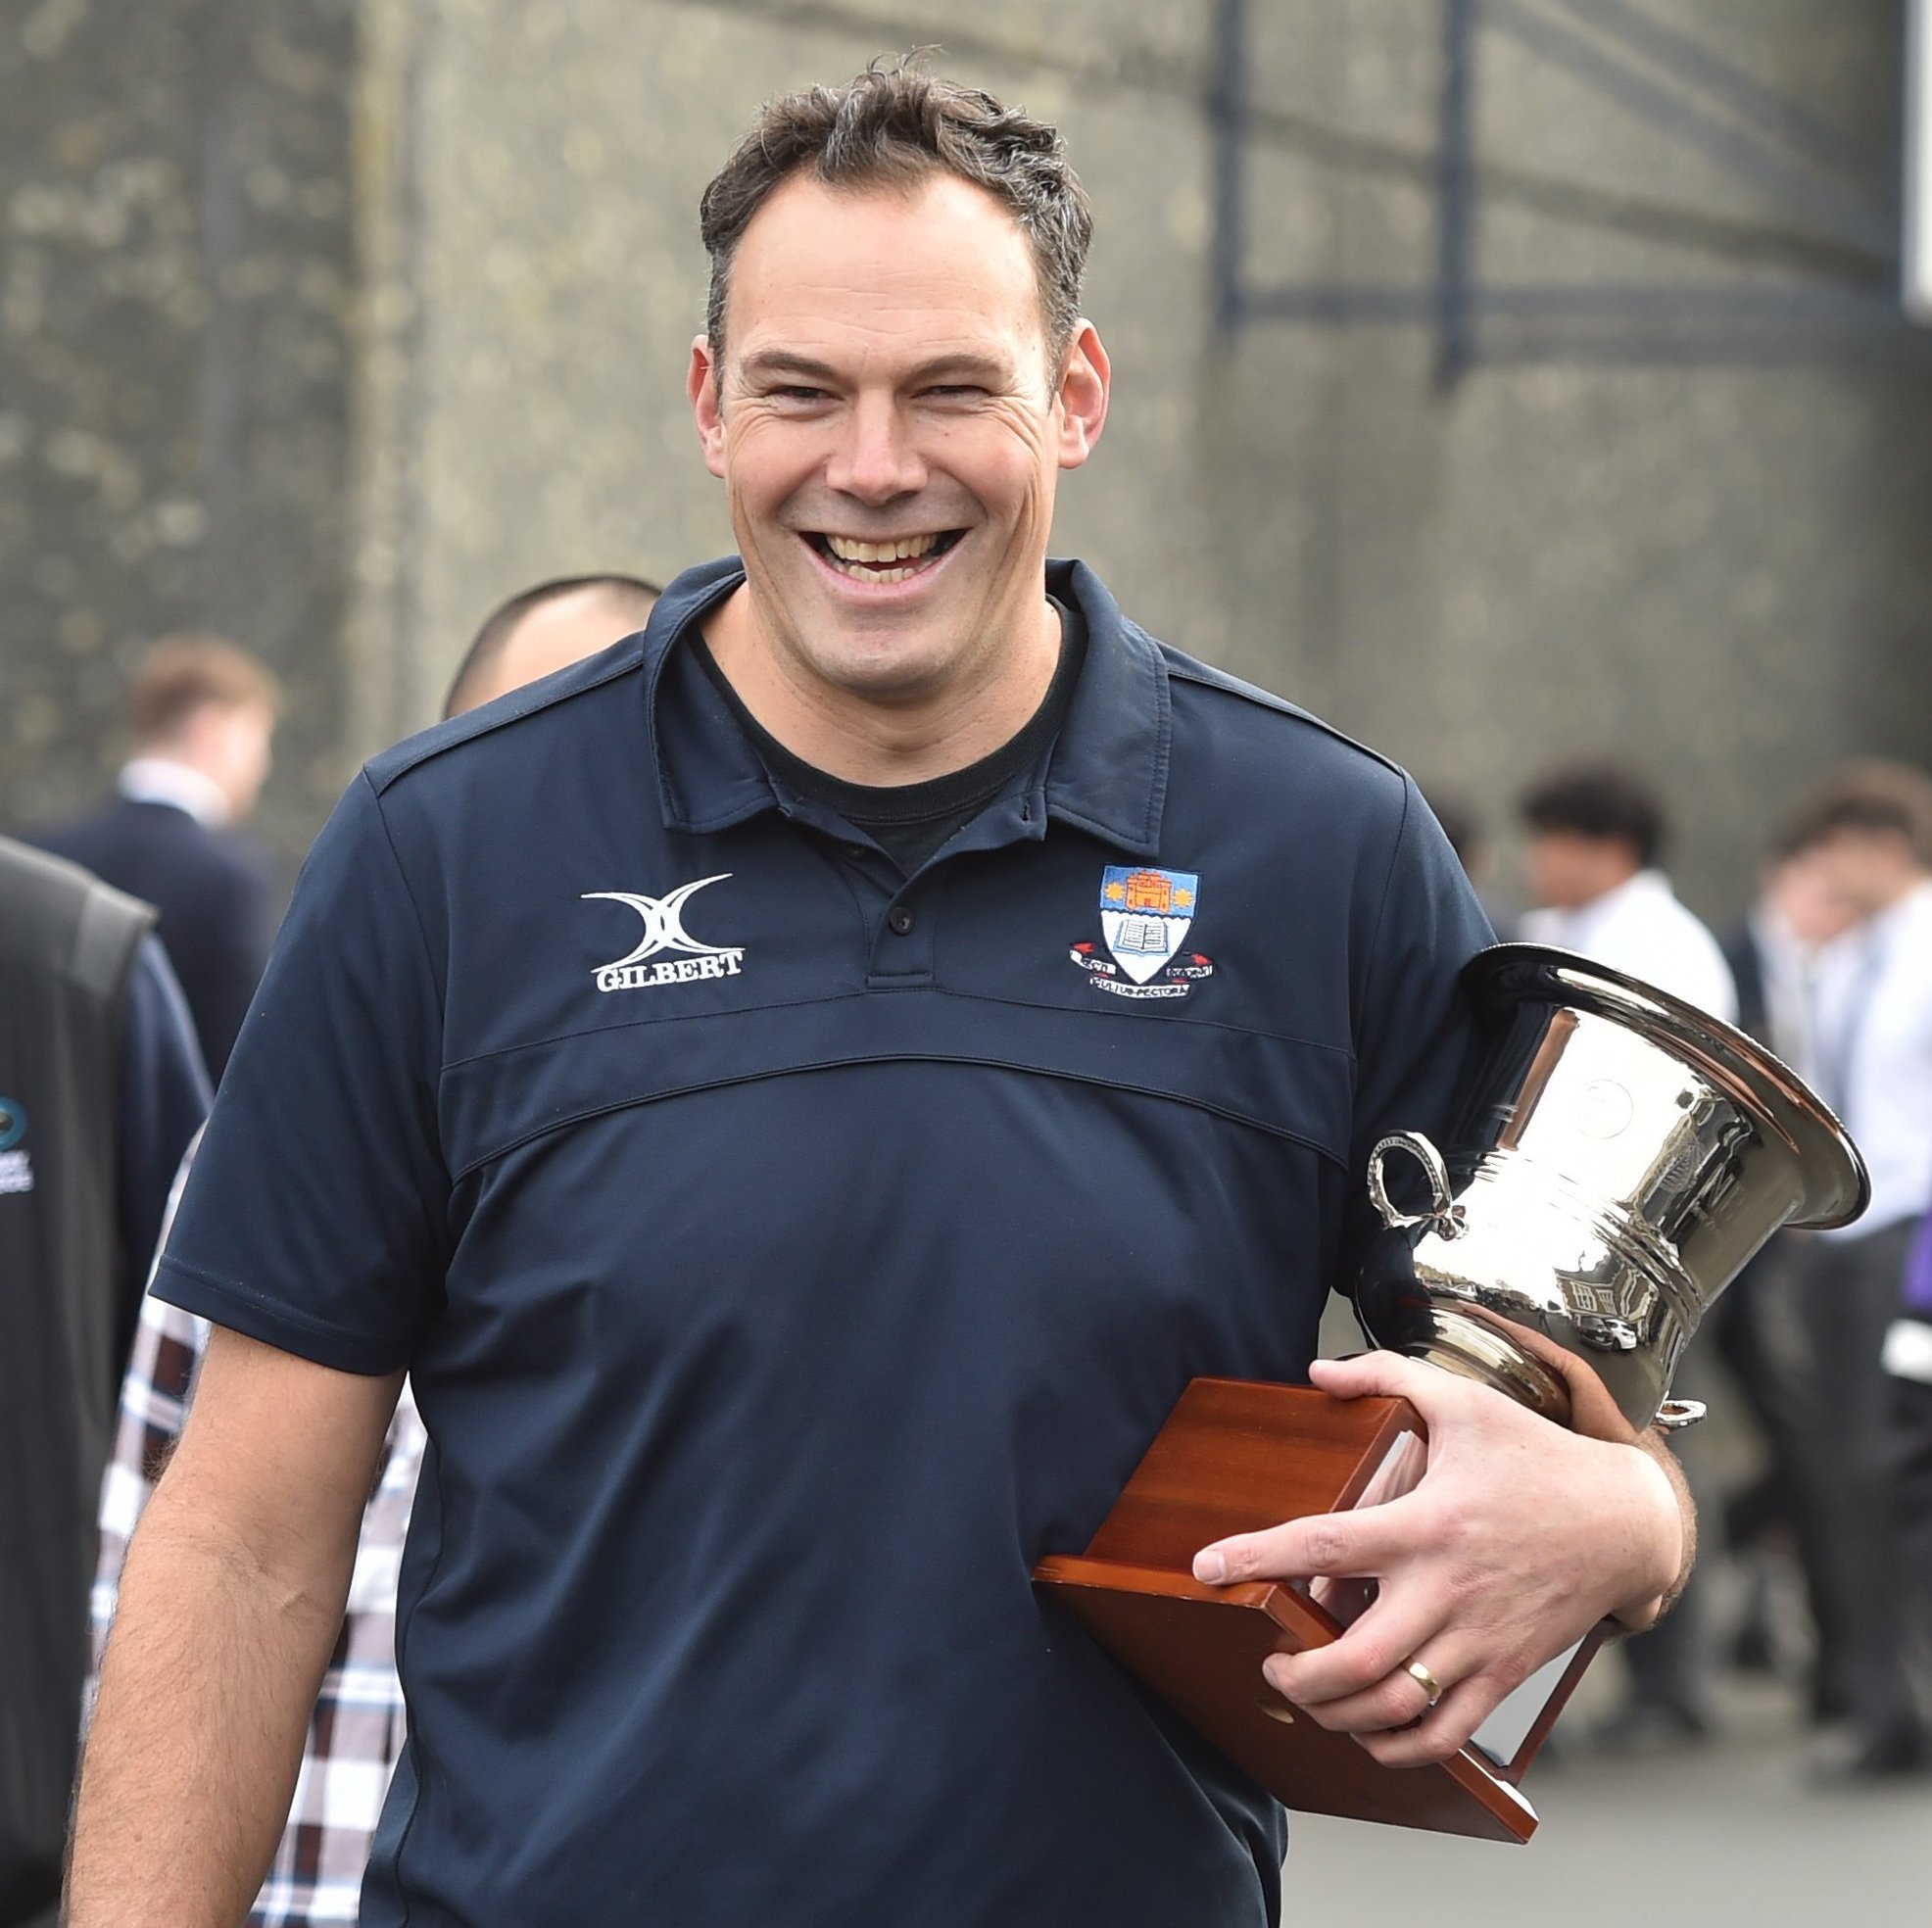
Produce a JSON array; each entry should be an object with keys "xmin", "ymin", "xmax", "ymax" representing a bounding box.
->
[{"xmin": 155, "ymin": 557, "xmax": 1491, "ymax": 1927}]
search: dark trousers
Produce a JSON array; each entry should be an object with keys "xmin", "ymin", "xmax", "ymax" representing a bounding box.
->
[
  {"xmin": 1620, "ymin": 1338, "xmax": 1718, "ymax": 1716},
  {"xmin": 1715, "ymin": 1238, "xmax": 1850, "ymax": 1693},
  {"xmin": 1791, "ymin": 1218, "xmax": 1926, "ymax": 1743},
  {"xmin": 1895, "ymin": 1373, "xmax": 1932, "ymax": 1691}
]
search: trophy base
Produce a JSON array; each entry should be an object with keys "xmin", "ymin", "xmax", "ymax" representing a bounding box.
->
[{"xmin": 1034, "ymin": 1378, "xmax": 1606, "ymax": 1843}]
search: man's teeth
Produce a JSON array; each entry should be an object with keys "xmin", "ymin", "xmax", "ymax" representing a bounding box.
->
[{"xmin": 825, "ymin": 534, "xmax": 941, "ymax": 563}]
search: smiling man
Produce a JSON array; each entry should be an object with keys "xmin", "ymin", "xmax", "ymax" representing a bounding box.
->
[{"xmin": 70, "ymin": 63, "xmax": 1685, "ymax": 1928}]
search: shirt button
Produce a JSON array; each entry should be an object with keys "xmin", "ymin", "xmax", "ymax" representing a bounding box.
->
[{"xmin": 888, "ymin": 905, "xmax": 916, "ymax": 936}]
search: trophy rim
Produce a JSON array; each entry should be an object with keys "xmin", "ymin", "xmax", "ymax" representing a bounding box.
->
[{"xmin": 1462, "ymin": 942, "xmax": 1871, "ymax": 1231}]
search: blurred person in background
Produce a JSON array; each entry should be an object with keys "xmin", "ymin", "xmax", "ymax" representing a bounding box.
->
[
  {"xmin": 442, "ymin": 572, "xmax": 661, "ymax": 713},
  {"xmin": 1712, "ymin": 832, "xmax": 1860, "ymax": 1708},
  {"xmin": 1780, "ymin": 760, "xmax": 1932, "ymax": 1779},
  {"xmin": 31, "ymin": 638, "xmax": 282, "ymax": 1083},
  {"xmin": 84, "ymin": 572, "xmax": 657, "ymax": 1928},
  {"xmin": 1721, "ymin": 834, "xmax": 1854, "ymax": 1077},
  {"xmin": 0, "ymin": 837, "xmax": 207, "ymax": 1928},
  {"xmin": 1517, "ymin": 764, "xmax": 1735, "ymax": 1750},
  {"xmin": 1517, "ymin": 763, "xmax": 1737, "ymax": 1024}
]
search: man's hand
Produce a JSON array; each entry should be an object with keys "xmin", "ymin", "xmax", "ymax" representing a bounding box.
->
[{"xmin": 1190, "ymin": 1351, "xmax": 1685, "ymax": 1767}]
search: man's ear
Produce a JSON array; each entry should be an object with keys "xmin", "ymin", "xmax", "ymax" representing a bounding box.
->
[
  {"xmin": 1055, "ymin": 321, "xmax": 1110, "ymax": 471},
  {"xmin": 689, "ymin": 334, "xmax": 727, "ymax": 479}
]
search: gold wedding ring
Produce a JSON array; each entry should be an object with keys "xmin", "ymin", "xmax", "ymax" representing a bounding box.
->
[{"xmin": 1404, "ymin": 1658, "xmax": 1444, "ymax": 1709}]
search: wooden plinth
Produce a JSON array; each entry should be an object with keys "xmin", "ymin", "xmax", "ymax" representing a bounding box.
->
[{"xmin": 1035, "ymin": 1378, "xmax": 1604, "ymax": 1844}]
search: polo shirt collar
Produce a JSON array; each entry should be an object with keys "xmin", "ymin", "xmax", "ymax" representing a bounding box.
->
[
  {"xmin": 1040, "ymin": 558, "xmax": 1168, "ymax": 858},
  {"xmin": 643, "ymin": 555, "xmax": 1168, "ymax": 859}
]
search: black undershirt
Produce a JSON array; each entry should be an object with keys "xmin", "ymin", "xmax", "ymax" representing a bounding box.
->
[{"xmin": 693, "ymin": 599, "xmax": 1087, "ymax": 874}]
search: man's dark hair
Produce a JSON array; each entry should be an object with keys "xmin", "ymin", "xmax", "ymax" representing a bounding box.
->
[
  {"xmin": 699, "ymin": 55, "xmax": 1092, "ymax": 369},
  {"xmin": 1777, "ymin": 759, "xmax": 1932, "ymax": 865},
  {"xmin": 1519, "ymin": 765, "xmax": 1666, "ymax": 869},
  {"xmin": 444, "ymin": 574, "xmax": 661, "ymax": 719}
]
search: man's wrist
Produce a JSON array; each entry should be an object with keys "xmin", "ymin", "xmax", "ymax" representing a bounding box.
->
[{"xmin": 1607, "ymin": 1432, "xmax": 1693, "ymax": 1633}]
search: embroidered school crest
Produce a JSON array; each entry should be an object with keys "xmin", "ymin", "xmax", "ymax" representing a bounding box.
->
[{"xmin": 1070, "ymin": 866, "xmax": 1214, "ymax": 1001}]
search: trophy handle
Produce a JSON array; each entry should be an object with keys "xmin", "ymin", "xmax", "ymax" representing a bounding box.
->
[
  {"xmin": 1367, "ymin": 1133, "xmax": 1466, "ymax": 1239},
  {"xmin": 1654, "ymin": 1399, "xmax": 1707, "ymax": 1431}
]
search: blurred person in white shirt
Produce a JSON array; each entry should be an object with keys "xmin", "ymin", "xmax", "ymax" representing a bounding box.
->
[
  {"xmin": 1725, "ymin": 838, "xmax": 1857, "ymax": 1081},
  {"xmin": 1518, "ymin": 764, "xmax": 1737, "ymax": 1023},
  {"xmin": 1714, "ymin": 835, "xmax": 1861, "ymax": 1713},
  {"xmin": 1517, "ymin": 764, "xmax": 1737, "ymax": 1751},
  {"xmin": 1782, "ymin": 761, "xmax": 1932, "ymax": 1780}
]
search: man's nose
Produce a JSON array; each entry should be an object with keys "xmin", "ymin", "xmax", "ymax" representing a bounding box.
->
[{"xmin": 824, "ymin": 395, "xmax": 927, "ymax": 504}]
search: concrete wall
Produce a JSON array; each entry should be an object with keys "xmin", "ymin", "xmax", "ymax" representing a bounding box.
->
[
  {"xmin": 6, "ymin": 0, "xmax": 1930, "ymax": 921},
  {"xmin": 0, "ymin": 0, "xmax": 359, "ymax": 865}
]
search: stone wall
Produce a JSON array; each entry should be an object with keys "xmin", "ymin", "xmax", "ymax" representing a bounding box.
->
[
  {"xmin": 6, "ymin": 0, "xmax": 1930, "ymax": 920},
  {"xmin": 0, "ymin": 0, "xmax": 357, "ymax": 866}
]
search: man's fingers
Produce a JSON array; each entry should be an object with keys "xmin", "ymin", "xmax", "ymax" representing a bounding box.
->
[
  {"xmin": 1261, "ymin": 1596, "xmax": 1446, "ymax": 1710},
  {"xmin": 1192, "ymin": 1499, "xmax": 1416, "ymax": 1586},
  {"xmin": 1261, "ymin": 1647, "xmax": 1447, "ymax": 1736},
  {"xmin": 1307, "ymin": 1349, "xmax": 1473, "ymax": 1420},
  {"xmin": 1353, "ymin": 1676, "xmax": 1503, "ymax": 1767}
]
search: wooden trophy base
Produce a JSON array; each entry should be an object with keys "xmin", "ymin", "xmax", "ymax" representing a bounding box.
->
[{"xmin": 1034, "ymin": 1378, "xmax": 1606, "ymax": 1844}]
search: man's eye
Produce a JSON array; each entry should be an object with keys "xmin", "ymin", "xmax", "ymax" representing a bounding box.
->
[
  {"xmin": 773, "ymin": 386, "xmax": 830, "ymax": 404},
  {"xmin": 924, "ymin": 385, "xmax": 985, "ymax": 401}
]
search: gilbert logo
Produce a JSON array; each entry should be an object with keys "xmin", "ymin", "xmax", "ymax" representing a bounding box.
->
[{"xmin": 583, "ymin": 875, "xmax": 746, "ymax": 992}]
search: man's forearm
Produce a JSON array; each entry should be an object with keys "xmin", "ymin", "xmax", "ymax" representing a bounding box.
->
[{"xmin": 66, "ymin": 1473, "xmax": 350, "ymax": 1926}]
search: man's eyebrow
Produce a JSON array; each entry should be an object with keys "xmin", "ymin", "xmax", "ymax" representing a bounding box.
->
[
  {"xmin": 904, "ymin": 353, "xmax": 1007, "ymax": 383},
  {"xmin": 736, "ymin": 350, "xmax": 1012, "ymax": 386},
  {"xmin": 738, "ymin": 351, "xmax": 843, "ymax": 385}
]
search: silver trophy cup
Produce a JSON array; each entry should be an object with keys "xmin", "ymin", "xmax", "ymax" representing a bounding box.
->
[{"xmin": 1353, "ymin": 944, "xmax": 1869, "ymax": 1433}]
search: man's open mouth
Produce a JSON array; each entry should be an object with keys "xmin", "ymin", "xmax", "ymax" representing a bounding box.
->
[{"xmin": 804, "ymin": 530, "xmax": 965, "ymax": 584}]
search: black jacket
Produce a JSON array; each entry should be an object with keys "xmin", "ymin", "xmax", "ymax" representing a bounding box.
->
[
  {"xmin": 34, "ymin": 796, "xmax": 276, "ymax": 1081},
  {"xmin": 0, "ymin": 841, "xmax": 155, "ymax": 1927}
]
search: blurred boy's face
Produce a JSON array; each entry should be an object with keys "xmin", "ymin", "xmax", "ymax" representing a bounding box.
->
[
  {"xmin": 1522, "ymin": 830, "xmax": 1642, "ymax": 912},
  {"xmin": 177, "ymin": 698, "xmax": 275, "ymax": 822},
  {"xmin": 1762, "ymin": 846, "xmax": 1857, "ymax": 947},
  {"xmin": 1808, "ymin": 827, "xmax": 1922, "ymax": 920}
]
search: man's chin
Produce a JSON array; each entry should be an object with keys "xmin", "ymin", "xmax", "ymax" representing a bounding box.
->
[
  {"xmin": 804, "ymin": 633, "xmax": 961, "ymax": 704},
  {"xmin": 753, "ymin": 599, "xmax": 952, "ymax": 698}
]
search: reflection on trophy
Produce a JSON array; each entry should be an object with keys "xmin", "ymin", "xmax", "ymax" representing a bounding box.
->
[{"xmin": 1034, "ymin": 944, "xmax": 1868, "ymax": 1842}]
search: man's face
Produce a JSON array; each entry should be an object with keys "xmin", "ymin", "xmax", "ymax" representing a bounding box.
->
[
  {"xmin": 180, "ymin": 698, "xmax": 275, "ymax": 822},
  {"xmin": 689, "ymin": 170, "xmax": 1107, "ymax": 706},
  {"xmin": 1521, "ymin": 830, "xmax": 1642, "ymax": 912}
]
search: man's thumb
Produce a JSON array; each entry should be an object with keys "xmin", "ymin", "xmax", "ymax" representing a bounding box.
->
[{"xmin": 1306, "ymin": 1349, "xmax": 1421, "ymax": 1401}]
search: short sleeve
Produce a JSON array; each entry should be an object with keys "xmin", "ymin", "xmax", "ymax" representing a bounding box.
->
[
  {"xmin": 1337, "ymin": 777, "xmax": 1496, "ymax": 1290},
  {"xmin": 150, "ymin": 772, "xmax": 449, "ymax": 1374}
]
